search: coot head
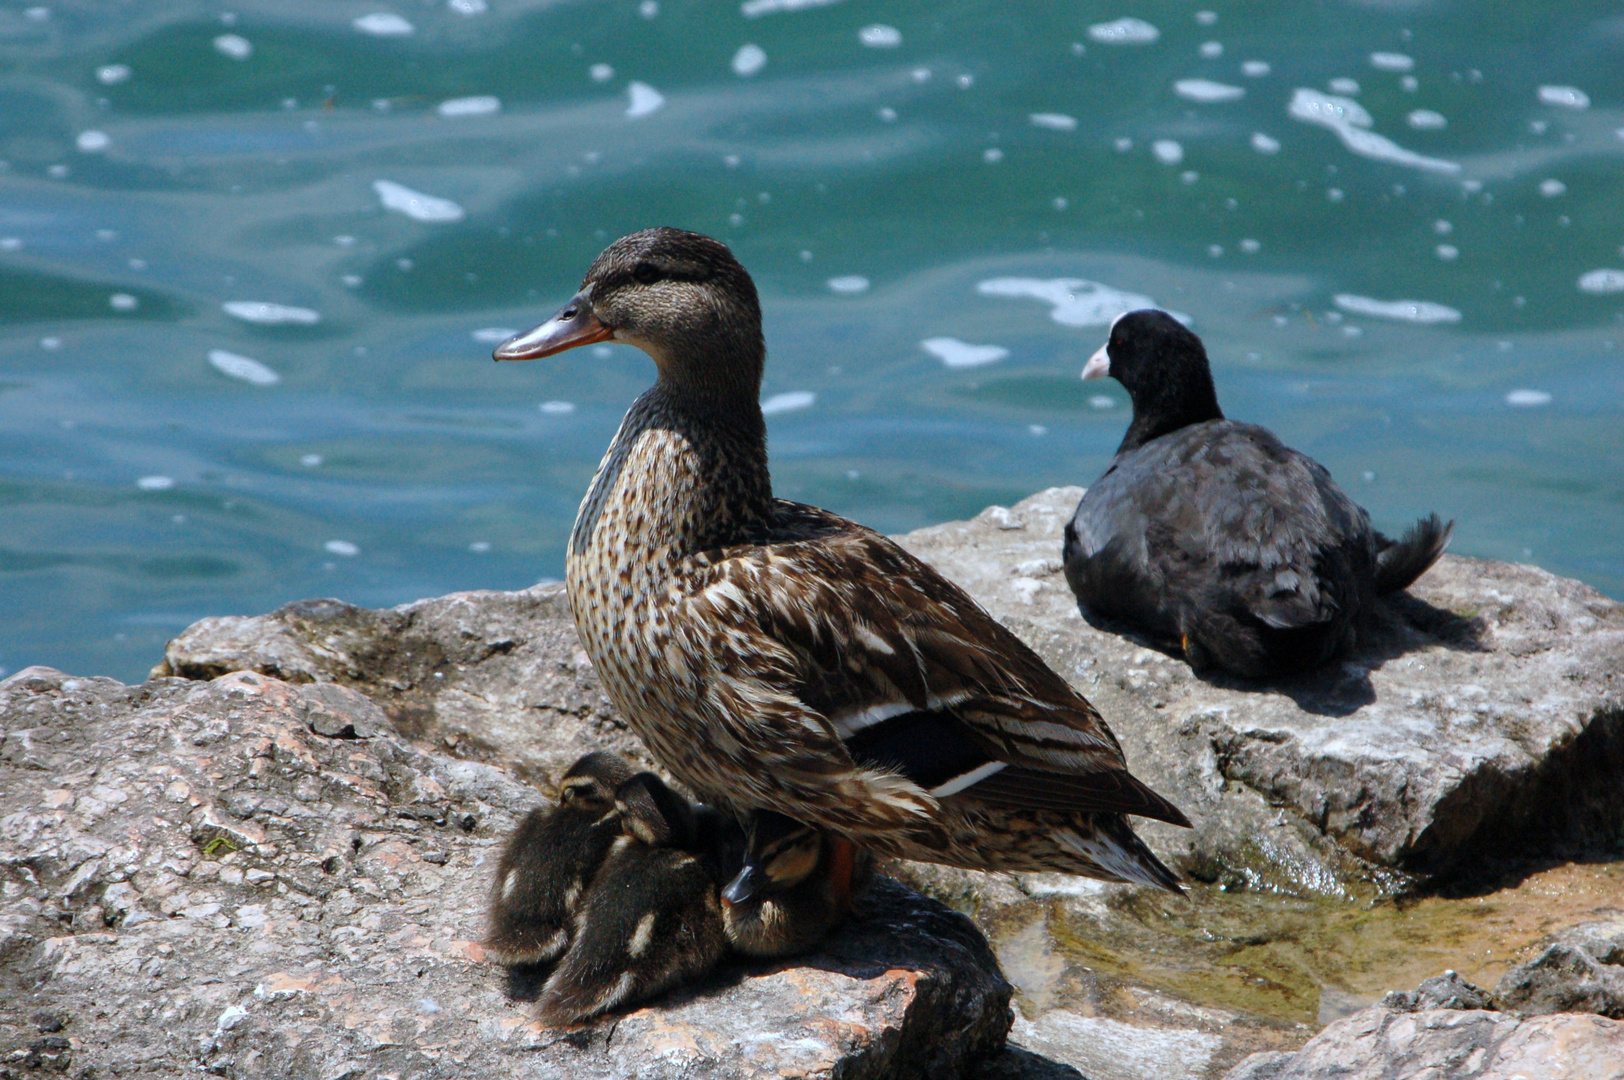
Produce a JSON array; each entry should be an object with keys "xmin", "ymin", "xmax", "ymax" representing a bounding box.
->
[{"xmin": 1083, "ymin": 309, "xmax": 1223, "ymax": 453}]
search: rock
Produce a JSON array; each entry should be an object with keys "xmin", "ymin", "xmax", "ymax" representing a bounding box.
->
[
  {"xmin": 156, "ymin": 489, "xmax": 1624, "ymax": 897},
  {"xmin": 1494, "ymin": 916, "xmax": 1624, "ymax": 1019},
  {"xmin": 1221, "ymin": 1005, "xmax": 1624, "ymax": 1080},
  {"xmin": 0, "ymin": 666, "xmax": 1013, "ymax": 1079},
  {"xmin": 1378, "ymin": 969, "xmax": 1494, "ymax": 1012},
  {"xmin": 896, "ymin": 488, "xmax": 1624, "ymax": 896},
  {"xmin": 1005, "ymin": 1010, "xmax": 1223, "ymax": 1080}
]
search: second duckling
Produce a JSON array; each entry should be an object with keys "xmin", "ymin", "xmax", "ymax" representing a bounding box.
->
[
  {"xmin": 721, "ymin": 811, "xmax": 871, "ymax": 958},
  {"xmin": 534, "ymin": 772, "xmax": 732, "ymax": 1026}
]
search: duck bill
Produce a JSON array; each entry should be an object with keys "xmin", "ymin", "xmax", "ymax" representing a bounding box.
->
[
  {"xmin": 1081, "ymin": 344, "xmax": 1110, "ymax": 380},
  {"xmin": 720, "ymin": 864, "xmax": 768, "ymax": 908},
  {"xmin": 493, "ymin": 287, "xmax": 612, "ymax": 361}
]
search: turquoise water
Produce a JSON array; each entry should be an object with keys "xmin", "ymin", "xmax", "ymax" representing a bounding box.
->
[{"xmin": 2, "ymin": 1, "xmax": 1621, "ymax": 683}]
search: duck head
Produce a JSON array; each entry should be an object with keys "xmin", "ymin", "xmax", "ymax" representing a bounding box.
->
[
  {"xmin": 495, "ymin": 227, "xmax": 765, "ymax": 407},
  {"xmin": 613, "ymin": 771, "xmax": 699, "ymax": 849},
  {"xmin": 555, "ymin": 751, "xmax": 637, "ymax": 817},
  {"xmin": 720, "ymin": 811, "xmax": 824, "ymax": 907},
  {"xmin": 1083, "ymin": 309, "xmax": 1223, "ymax": 452}
]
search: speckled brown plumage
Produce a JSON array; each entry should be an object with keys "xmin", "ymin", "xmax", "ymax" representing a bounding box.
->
[{"xmin": 496, "ymin": 227, "xmax": 1189, "ymax": 891}]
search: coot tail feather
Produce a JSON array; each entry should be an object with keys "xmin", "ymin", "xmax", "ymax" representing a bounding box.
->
[{"xmin": 1373, "ymin": 514, "xmax": 1453, "ymax": 596}]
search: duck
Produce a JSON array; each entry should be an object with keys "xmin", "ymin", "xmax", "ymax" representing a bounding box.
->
[
  {"xmin": 1065, "ymin": 308, "xmax": 1453, "ymax": 678},
  {"xmin": 534, "ymin": 771, "xmax": 730, "ymax": 1026},
  {"xmin": 494, "ymin": 227, "xmax": 1189, "ymax": 893},
  {"xmin": 720, "ymin": 810, "xmax": 872, "ymax": 958},
  {"xmin": 484, "ymin": 750, "xmax": 637, "ymax": 972}
]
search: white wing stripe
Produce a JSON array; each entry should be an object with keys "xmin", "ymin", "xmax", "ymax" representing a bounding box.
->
[{"xmin": 929, "ymin": 760, "xmax": 1007, "ymax": 798}]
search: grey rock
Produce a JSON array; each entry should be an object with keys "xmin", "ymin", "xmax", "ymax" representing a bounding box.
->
[
  {"xmin": 1220, "ymin": 1005, "xmax": 1624, "ymax": 1080},
  {"xmin": 0, "ymin": 665, "xmax": 1012, "ymax": 1080},
  {"xmin": 158, "ymin": 489, "xmax": 1624, "ymax": 897},
  {"xmin": 1494, "ymin": 916, "xmax": 1624, "ymax": 1019},
  {"xmin": 1379, "ymin": 969, "xmax": 1494, "ymax": 1012}
]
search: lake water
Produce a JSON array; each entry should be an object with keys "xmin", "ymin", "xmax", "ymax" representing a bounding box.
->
[{"xmin": 2, "ymin": 0, "xmax": 1621, "ymax": 683}]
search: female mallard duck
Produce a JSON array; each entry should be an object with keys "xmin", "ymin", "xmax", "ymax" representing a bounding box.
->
[
  {"xmin": 1066, "ymin": 309, "xmax": 1452, "ymax": 677},
  {"xmin": 534, "ymin": 771, "xmax": 729, "ymax": 1025},
  {"xmin": 485, "ymin": 750, "xmax": 637, "ymax": 970},
  {"xmin": 495, "ymin": 227, "xmax": 1188, "ymax": 891},
  {"xmin": 721, "ymin": 811, "xmax": 871, "ymax": 958}
]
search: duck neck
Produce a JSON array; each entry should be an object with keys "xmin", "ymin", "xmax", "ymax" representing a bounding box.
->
[
  {"xmin": 1117, "ymin": 373, "xmax": 1224, "ymax": 454},
  {"xmin": 569, "ymin": 373, "xmax": 773, "ymax": 566}
]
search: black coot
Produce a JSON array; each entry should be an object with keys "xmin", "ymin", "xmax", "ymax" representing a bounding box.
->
[{"xmin": 1063, "ymin": 309, "xmax": 1451, "ymax": 677}]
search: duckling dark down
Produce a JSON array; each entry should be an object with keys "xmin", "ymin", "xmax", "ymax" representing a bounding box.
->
[
  {"xmin": 484, "ymin": 751, "xmax": 637, "ymax": 971},
  {"xmin": 1066, "ymin": 309, "xmax": 1452, "ymax": 678},
  {"xmin": 533, "ymin": 771, "xmax": 733, "ymax": 1026},
  {"xmin": 721, "ymin": 810, "xmax": 872, "ymax": 959},
  {"xmin": 495, "ymin": 227, "xmax": 1189, "ymax": 895}
]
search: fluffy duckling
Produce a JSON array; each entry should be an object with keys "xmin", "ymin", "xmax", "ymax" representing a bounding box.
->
[
  {"xmin": 495, "ymin": 227, "xmax": 1188, "ymax": 894},
  {"xmin": 484, "ymin": 751, "xmax": 636, "ymax": 970},
  {"xmin": 1066, "ymin": 309, "xmax": 1452, "ymax": 677},
  {"xmin": 721, "ymin": 810, "xmax": 871, "ymax": 958},
  {"xmin": 534, "ymin": 772, "xmax": 730, "ymax": 1026}
]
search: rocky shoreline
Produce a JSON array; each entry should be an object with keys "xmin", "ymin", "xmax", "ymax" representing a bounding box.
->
[{"xmin": 5, "ymin": 487, "xmax": 1623, "ymax": 1079}]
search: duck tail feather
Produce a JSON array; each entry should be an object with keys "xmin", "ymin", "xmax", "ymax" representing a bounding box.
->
[
  {"xmin": 1056, "ymin": 817, "xmax": 1185, "ymax": 895},
  {"xmin": 1374, "ymin": 514, "xmax": 1453, "ymax": 595}
]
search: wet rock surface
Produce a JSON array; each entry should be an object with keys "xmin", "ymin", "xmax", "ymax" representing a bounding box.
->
[
  {"xmin": 0, "ymin": 666, "xmax": 1013, "ymax": 1079},
  {"xmin": 1493, "ymin": 916, "xmax": 1624, "ymax": 1020}
]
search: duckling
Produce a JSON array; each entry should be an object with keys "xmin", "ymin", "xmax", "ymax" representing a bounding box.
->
[
  {"xmin": 721, "ymin": 810, "xmax": 871, "ymax": 958},
  {"xmin": 484, "ymin": 751, "xmax": 637, "ymax": 972},
  {"xmin": 494, "ymin": 227, "xmax": 1189, "ymax": 891},
  {"xmin": 534, "ymin": 771, "xmax": 730, "ymax": 1026}
]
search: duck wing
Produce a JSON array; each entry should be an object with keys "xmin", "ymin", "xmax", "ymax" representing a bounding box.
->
[{"xmin": 680, "ymin": 501, "xmax": 1188, "ymax": 834}]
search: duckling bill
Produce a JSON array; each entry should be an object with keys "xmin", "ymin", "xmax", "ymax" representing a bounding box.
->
[
  {"xmin": 721, "ymin": 811, "xmax": 871, "ymax": 959},
  {"xmin": 496, "ymin": 228, "xmax": 1188, "ymax": 894},
  {"xmin": 1067, "ymin": 309, "xmax": 1452, "ymax": 677}
]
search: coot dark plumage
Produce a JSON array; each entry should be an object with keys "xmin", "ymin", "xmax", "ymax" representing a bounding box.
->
[{"xmin": 1064, "ymin": 309, "xmax": 1451, "ymax": 678}]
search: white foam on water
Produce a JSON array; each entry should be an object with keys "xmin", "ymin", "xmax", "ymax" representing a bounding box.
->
[
  {"xmin": 1239, "ymin": 238, "xmax": 1260, "ymax": 253},
  {"xmin": 1505, "ymin": 389, "xmax": 1551, "ymax": 407},
  {"xmin": 1408, "ymin": 109, "xmax": 1446, "ymax": 130},
  {"xmin": 469, "ymin": 540, "xmax": 491, "ymax": 552},
  {"xmin": 472, "ymin": 327, "xmax": 516, "ymax": 343},
  {"xmin": 983, "ymin": 148, "xmax": 1004, "ymax": 163},
  {"xmin": 137, "ymin": 476, "xmax": 174, "ymax": 491},
  {"xmin": 976, "ymin": 277, "xmax": 1156, "ymax": 328},
  {"xmin": 1089, "ymin": 395, "xmax": 1116, "ymax": 409},
  {"xmin": 859, "ymin": 24, "xmax": 901, "ymax": 47},
  {"xmin": 1030, "ymin": 113, "xmax": 1078, "ymax": 131},
  {"xmin": 208, "ymin": 349, "xmax": 280, "ymax": 386},
  {"xmin": 1538, "ymin": 85, "xmax": 1589, "ymax": 110},
  {"xmin": 1174, "ymin": 78, "xmax": 1243, "ymax": 103},
  {"xmin": 1151, "ymin": 139, "xmax": 1183, "ymax": 164},
  {"xmin": 1332, "ymin": 293, "xmax": 1461, "ymax": 323},
  {"xmin": 1578, "ymin": 269, "xmax": 1624, "ymax": 294},
  {"xmin": 626, "ymin": 82, "xmax": 665, "ymax": 117},
  {"xmin": 300, "ymin": 454, "xmax": 322, "ymax": 467},
  {"xmin": 1241, "ymin": 60, "xmax": 1270, "ymax": 77},
  {"xmin": 1029, "ymin": 424, "xmax": 1048, "ymax": 436},
  {"xmin": 76, "ymin": 130, "xmax": 110, "ymax": 152},
  {"xmin": 1199, "ymin": 41, "xmax": 1223, "ymax": 58},
  {"xmin": 1436, "ymin": 244, "xmax": 1458, "ymax": 261},
  {"xmin": 826, "ymin": 275, "xmax": 869, "ymax": 294},
  {"xmin": 1370, "ymin": 52, "xmax": 1414, "ymax": 72},
  {"xmin": 324, "ymin": 540, "xmax": 360, "ymax": 556},
  {"xmin": 1539, "ymin": 178, "xmax": 1566, "ymax": 197},
  {"xmin": 373, "ymin": 179, "xmax": 465, "ymax": 222},
  {"xmin": 539, "ymin": 400, "xmax": 576, "ymax": 415},
  {"xmin": 1088, "ymin": 17, "xmax": 1159, "ymax": 45},
  {"xmin": 732, "ymin": 44, "xmax": 767, "ymax": 76},
  {"xmin": 761, "ymin": 390, "xmax": 815, "ymax": 415},
  {"xmin": 1402, "ymin": 75, "xmax": 1419, "ymax": 92},
  {"xmin": 639, "ymin": 0, "xmax": 658, "ymax": 16},
  {"xmin": 590, "ymin": 63, "xmax": 614, "ymax": 83},
  {"xmin": 741, "ymin": 0, "xmax": 846, "ymax": 14},
  {"xmin": 353, "ymin": 13, "xmax": 414, "ymax": 36},
  {"xmin": 437, "ymin": 95, "xmax": 500, "ymax": 117},
  {"xmin": 1289, "ymin": 89, "xmax": 1459, "ymax": 173},
  {"xmin": 1250, "ymin": 132, "xmax": 1281, "ymax": 154},
  {"xmin": 0, "ymin": 237, "xmax": 20, "ymax": 251},
  {"xmin": 223, "ymin": 301, "xmax": 321, "ymax": 325},
  {"xmin": 97, "ymin": 64, "xmax": 131, "ymax": 85},
  {"xmin": 110, "ymin": 293, "xmax": 138, "ymax": 312},
  {"xmin": 920, "ymin": 337, "xmax": 1009, "ymax": 369},
  {"xmin": 448, "ymin": 0, "xmax": 487, "ymax": 14},
  {"xmin": 213, "ymin": 34, "xmax": 252, "ymax": 60}
]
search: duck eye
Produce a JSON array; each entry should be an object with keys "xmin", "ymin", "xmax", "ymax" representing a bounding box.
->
[{"xmin": 632, "ymin": 261, "xmax": 660, "ymax": 285}]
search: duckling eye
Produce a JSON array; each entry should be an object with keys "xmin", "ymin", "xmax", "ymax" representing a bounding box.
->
[{"xmin": 632, "ymin": 261, "xmax": 660, "ymax": 285}]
